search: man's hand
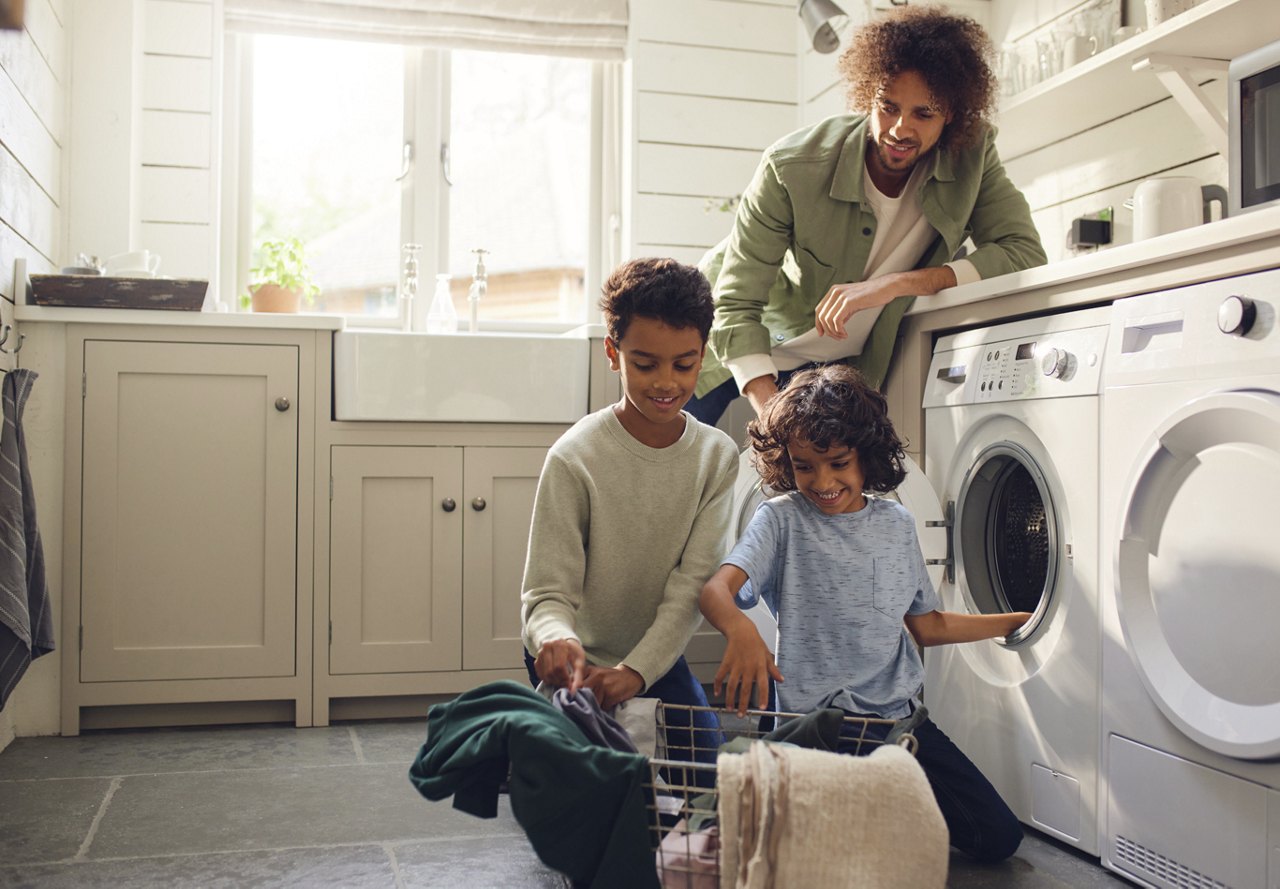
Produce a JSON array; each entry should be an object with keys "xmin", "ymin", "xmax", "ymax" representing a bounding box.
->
[
  {"xmin": 814, "ymin": 267, "xmax": 958, "ymax": 339},
  {"xmin": 581, "ymin": 664, "xmax": 645, "ymax": 710},
  {"xmin": 714, "ymin": 626, "xmax": 784, "ymax": 717},
  {"xmin": 534, "ymin": 638, "xmax": 587, "ymax": 693},
  {"xmin": 742, "ymin": 374, "xmax": 779, "ymax": 417}
]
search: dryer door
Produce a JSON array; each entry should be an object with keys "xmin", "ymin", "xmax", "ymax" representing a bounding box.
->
[
  {"xmin": 731, "ymin": 449, "xmax": 944, "ymax": 652},
  {"xmin": 1116, "ymin": 389, "xmax": 1280, "ymax": 760}
]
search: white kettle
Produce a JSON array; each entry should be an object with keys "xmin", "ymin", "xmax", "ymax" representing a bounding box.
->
[{"xmin": 1131, "ymin": 177, "xmax": 1228, "ymax": 241}]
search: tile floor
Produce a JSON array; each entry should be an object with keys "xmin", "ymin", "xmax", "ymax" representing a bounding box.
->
[{"xmin": 0, "ymin": 719, "xmax": 1130, "ymax": 888}]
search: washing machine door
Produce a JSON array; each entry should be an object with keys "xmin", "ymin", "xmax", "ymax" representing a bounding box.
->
[
  {"xmin": 952, "ymin": 439, "xmax": 1061, "ymax": 645},
  {"xmin": 1115, "ymin": 389, "xmax": 1280, "ymax": 760},
  {"xmin": 730, "ymin": 448, "xmax": 946, "ymax": 651}
]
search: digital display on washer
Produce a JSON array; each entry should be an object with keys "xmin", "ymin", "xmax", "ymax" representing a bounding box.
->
[{"xmin": 1015, "ymin": 342, "xmax": 1036, "ymax": 360}]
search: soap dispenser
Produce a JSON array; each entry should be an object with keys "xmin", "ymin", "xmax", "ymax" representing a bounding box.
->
[{"xmin": 426, "ymin": 273, "xmax": 458, "ymax": 335}]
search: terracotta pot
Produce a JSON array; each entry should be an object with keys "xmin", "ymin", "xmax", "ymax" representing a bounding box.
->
[{"xmin": 250, "ymin": 283, "xmax": 301, "ymax": 313}]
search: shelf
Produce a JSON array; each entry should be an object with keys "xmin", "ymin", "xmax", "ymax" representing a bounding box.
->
[{"xmin": 995, "ymin": 0, "xmax": 1280, "ymax": 159}]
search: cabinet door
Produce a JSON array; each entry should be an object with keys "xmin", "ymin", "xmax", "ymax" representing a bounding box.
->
[
  {"xmin": 329, "ymin": 446, "xmax": 463, "ymax": 674},
  {"xmin": 80, "ymin": 341, "xmax": 298, "ymax": 682},
  {"xmin": 462, "ymin": 447, "xmax": 546, "ymax": 670}
]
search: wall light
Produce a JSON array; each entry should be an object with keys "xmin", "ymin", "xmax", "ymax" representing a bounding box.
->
[{"xmin": 799, "ymin": 0, "xmax": 847, "ymax": 54}]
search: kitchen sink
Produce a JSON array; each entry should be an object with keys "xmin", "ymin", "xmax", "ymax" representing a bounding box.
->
[{"xmin": 333, "ymin": 329, "xmax": 591, "ymax": 423}]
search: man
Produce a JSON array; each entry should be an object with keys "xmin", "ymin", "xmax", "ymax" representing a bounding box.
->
[{"xmin": 688, "ymin": 6, "xmax": 1046, "ymax": 426}]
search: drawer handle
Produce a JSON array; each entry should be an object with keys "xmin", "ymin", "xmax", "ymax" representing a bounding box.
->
[
  {"xmin": 471, "ymin": 497, "xmax": 487, "ymax": 512},
  {"xmin": 441, "ymin": 498, "xmax": 456, "ymax": 512},
  {"xmin": 274, "ymin": 396, "xmax": 291, "ymax": 412}
]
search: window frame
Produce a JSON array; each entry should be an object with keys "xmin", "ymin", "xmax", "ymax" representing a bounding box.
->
[{"xmin": 221, "ymin": 33, "xmax": 614, "ymax": 332}]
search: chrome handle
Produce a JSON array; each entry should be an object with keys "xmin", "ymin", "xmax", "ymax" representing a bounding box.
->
[
  {"xmin": 471, "ymin": 497, "xmax": 487, "ymax": 512},
  {"xmin": 441, "ymin": 498, "xmax": 456, "ymax": 512},
  {"xmin": 274, "ymin": 396, "xmax": 291, "ymax": 412}
]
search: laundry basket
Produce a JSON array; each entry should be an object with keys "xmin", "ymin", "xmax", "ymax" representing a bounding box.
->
[{"xmin": 645, "ymin": 703, "xmax": 922, "ymax": 888}]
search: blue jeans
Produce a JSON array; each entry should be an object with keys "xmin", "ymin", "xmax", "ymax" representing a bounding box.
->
[
  {"xmin": 522, "ymin": 650, "xmax": 722, "ymax": 787},
  {"xmin": 836, "ymin": 709, "xmax": 1023, "ymax": 862}
]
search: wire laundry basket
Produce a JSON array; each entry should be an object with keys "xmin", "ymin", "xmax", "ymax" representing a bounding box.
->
[{"xmin": 646, "ymin": 703, "xmax": 921, "ymax": 888}]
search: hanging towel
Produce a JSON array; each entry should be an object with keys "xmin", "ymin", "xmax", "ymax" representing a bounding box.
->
[{"xmin": 0, "ymin": 368, "xmax": 53, "ymax": 710}]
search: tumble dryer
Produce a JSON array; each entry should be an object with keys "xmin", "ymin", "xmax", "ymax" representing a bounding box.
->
[
  {"xmin": 1100, "ymin": 269, "xmax": 1280, "ymax": 889},
  {"xmin": 922, "ymin": 307, "xmax": 1111, "ymax": 854}
]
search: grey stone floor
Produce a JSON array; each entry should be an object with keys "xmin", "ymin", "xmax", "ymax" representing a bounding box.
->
[{"xmin": 0, "ymin": 720, "xmax": 1130, "ymax": 888}]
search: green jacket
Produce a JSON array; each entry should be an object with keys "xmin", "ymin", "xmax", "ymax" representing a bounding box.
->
[{"xmin": 697, "ymin": 114, "xmax": 1046, "ymax": 396}]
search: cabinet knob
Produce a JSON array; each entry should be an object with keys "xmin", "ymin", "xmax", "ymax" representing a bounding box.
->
[
  {"xmin": 274, "ymin": 396, "xmax": 291, "ymax": 412},
  {"xmin": 471, "ymin": 497, "xmax": 487, "ymax": 512},
  {"xmin": 441, "ymin": 498, "xmax": 456, "ymax": 512}
]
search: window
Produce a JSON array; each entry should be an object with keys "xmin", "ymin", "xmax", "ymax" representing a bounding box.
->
[{"xmin": 229, "ymin": 34, "xmax": 606, "ymax": 329}]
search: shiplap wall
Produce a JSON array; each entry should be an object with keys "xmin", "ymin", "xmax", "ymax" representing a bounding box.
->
[
  {"xmin": 0, "ymin": 0, "xmax": 66, "ymax": 748},
  {"xmin": 67, "ymin": 0, "xmax": 219, "ymax": 281},
  {"xmin": 628, "ymin": 0, "xmax": 799, "ymax": 266}
]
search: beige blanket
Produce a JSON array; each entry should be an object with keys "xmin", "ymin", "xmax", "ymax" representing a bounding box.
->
[{"xmin": 717, "ymin": 741, "xmax": 947, "ymax": 889}]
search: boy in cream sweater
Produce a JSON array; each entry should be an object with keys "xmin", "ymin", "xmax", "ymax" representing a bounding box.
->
[{"xmin": 521, "ymin": 257, "xmax": 738, "ymax": 766}]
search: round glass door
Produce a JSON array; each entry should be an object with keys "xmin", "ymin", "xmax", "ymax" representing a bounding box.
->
[
  {"xmin": 954, "ymin": 442, "xmax": 1058, "ymax": 644},
  {"xmin": 1116, "ymin": 390, "xmax": 1280, "ymax": 760}
]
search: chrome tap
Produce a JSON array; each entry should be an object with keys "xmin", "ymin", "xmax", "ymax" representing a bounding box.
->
[{"xmin": 468, "ymin": 248, "xmax": 488, "ymax": 334}]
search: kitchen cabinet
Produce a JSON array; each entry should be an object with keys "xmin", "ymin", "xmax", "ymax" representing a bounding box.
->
[
  {"xmin": 317, "ymin": 443, "xmax": 545, "ymax": 722},
  {"xmin": 60, "ymin": 326, "xmax": 317, "ymax": 735}
]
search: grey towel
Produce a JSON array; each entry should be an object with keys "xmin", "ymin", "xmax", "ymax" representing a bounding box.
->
[
  {"xmin": 0, "ymin": 369, "xmax": 53, "ymax": 710},
  {"xmin": 551, "ymin": 687, "xmax": 639, "ymax": 753}
]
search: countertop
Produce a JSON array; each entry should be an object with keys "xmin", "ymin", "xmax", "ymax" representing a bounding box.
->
[
  {"xmin": 910, "ymin": 204, "xmax": 1280, "ymax": 318},
  {"xmin": 16, "ymin": 204, "xmax": 1280, "ymax": 332}
]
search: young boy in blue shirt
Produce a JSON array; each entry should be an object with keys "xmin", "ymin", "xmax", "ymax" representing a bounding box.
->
[
  {"xmin": 521, "ymin": 257, "xmax": 739, "ymax": 769},
  {"xmin": 699, "ymin": 364, "xmax": 1031, "ymax": 862}
]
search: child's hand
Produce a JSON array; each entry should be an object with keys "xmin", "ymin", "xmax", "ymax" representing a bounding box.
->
[
  {"xmin": 1005, "ymin": 612, "xmax": 1035, "ymax": 638},
  {"xmin": 714, "ymin": 627, "xmax": 784, "ymax": 717},
  {"xmin": 582, "ymin": 664, "xmax": 645, "ymax": 710},
  {"xmin": 534, "ymin": 638, "xmax": 587, "ymax": 693}
]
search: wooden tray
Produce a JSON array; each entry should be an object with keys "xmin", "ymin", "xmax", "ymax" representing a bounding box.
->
[{"xmin": 30, "ymin": 275, "xmax": 209, "ymax": 311}]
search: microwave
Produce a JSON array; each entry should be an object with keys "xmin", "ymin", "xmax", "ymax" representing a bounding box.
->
[{"xmin": 1230, "ymin": 40, "xmax": 1280, "ymax": 216}]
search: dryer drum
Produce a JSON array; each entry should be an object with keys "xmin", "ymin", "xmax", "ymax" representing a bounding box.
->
[{"xmin": 954, "ymin": 442, "xmax": 1059, "ymax": 644}]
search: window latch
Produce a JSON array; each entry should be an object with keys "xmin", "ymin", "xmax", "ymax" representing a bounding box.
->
[
  {"xmin": 440, "ymin": 141, "xmax": 453, "ymax": 187},
  {"xmin": 395, "ymin": 142, "xmax": 414, "ymax": 182}
]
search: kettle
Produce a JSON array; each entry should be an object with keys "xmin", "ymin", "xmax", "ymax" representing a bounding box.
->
[{"xmin": 1130, "ymin": 177, "xmax": 1228, "ymax": 241}]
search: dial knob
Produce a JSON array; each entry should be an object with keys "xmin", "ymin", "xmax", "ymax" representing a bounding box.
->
[
  {"xmin": 1218, "ymin": 295, "xmax": 1256, "ymax": 336},
  {"xmin": 1041, "ymin": 347, "xmax": 1070, "ymax": 379}
]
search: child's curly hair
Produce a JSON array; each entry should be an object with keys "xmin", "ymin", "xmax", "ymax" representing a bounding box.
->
[
  {"xmin": 599, "ymin": 257, "xmax": 714, "ymax": 346},
  {"xmin": 748, "ymin": 365, "xmax": 907, "ymax": 494},
  {"xmin": 838, "ymin": 5, "xmax": 997, "ymax": 153}
]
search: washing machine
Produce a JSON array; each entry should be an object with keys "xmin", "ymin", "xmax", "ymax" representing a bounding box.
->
[
  {"xmin": 729, "ymin": 442, "xmax": 947, "ymax": 654},
  {"xmin": 1100, "ymin": 269, "xmax": 1280, "ymax": 889},
  {"xmin": 922, "ymin": 306, "xmax": 1111, "ymax": 855}
]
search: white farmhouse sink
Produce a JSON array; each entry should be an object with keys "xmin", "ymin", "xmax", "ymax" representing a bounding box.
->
[{"xmin": 334, "ymin": 329, "xmax": 591, "ymax": 423}]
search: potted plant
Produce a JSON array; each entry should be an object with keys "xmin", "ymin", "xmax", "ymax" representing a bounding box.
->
[{"xmin": 247, "ymin": 238, "xmax": 320, "ymax": 313}]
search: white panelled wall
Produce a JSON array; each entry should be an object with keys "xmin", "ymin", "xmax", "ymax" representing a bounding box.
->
[
  {"xmin": 628, "ymin": 0, "xmax": 798, "ymax": 266},
  {"xmin": 0, "ymin": 0, "xmax": 67, "ymax": 747},
  {"xmin": 67, "ymin": 0, "xmax": 218, "ymax": 283}
]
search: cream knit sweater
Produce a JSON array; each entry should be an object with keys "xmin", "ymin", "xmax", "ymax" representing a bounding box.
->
[{"xmin": 520, "ymin": 407, "xmax": 738, "ymax": 688}]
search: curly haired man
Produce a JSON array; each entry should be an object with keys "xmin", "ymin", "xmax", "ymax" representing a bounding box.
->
[{"xmin": 688, "ymin": 5, "xmax": 1047, "ymax": 426}]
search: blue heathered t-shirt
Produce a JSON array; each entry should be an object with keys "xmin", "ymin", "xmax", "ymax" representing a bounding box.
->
[{"xmin": 725, "ymin": 492, "xmax": 940, "ymax": 719}]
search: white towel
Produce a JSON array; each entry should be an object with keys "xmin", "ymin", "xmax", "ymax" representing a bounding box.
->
[
  {"xmin": 717, "ymin": 741, "xmax": 948, "ymax": 889},
  {"xmin": 0, "ymin": 369, "xmax": 53, "ymax": 710}
]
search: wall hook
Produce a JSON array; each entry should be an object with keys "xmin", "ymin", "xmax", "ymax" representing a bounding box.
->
[
  {"xmin": 0, "ymin": 325, "xmax": 10, "ymax": 349},
  {"xmin": 11, "ymin": 333, "xmax": 24, "ymax": 354}
]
